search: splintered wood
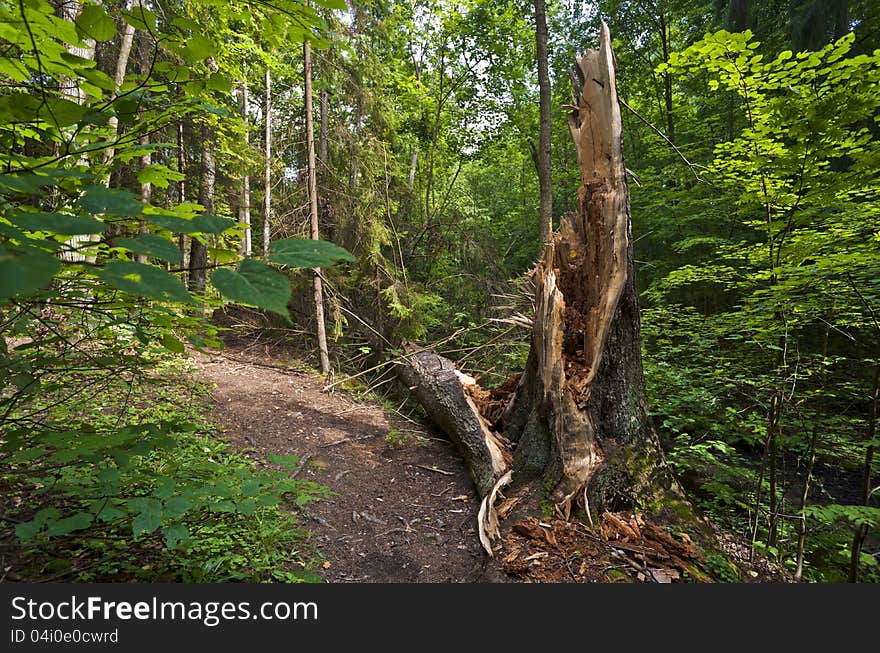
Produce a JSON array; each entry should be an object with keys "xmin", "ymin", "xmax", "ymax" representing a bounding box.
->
[{"xmin": 497, "ymin": 512, "xmax": 713, "ymax": 583}]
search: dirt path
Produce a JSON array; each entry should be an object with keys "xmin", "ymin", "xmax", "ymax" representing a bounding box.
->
[{"xmin": 195, "ymin": 349, "xmax": 494, "ymax": 582}]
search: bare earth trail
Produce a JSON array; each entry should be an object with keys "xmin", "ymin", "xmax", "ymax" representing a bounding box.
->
[{"xmin": 194, "ymin": 348, "xmax": 492, "ymax": 582}]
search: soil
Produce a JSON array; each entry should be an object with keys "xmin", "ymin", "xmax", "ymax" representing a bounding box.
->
[
  {"xmin": 194, "ymin": 342, "xmax": 789, "ymax": 584},
  {"xmin": 194, "ymin": 346, "xmax": 496, "ymax": 583}
]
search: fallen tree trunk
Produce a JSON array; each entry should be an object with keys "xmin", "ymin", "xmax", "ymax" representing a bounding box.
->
[{"xmin": 396, "ymin": 347, "xmax": 510, "ymax": 496}]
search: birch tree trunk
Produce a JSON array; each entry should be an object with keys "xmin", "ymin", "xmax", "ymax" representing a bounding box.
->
[
  {"xmin": 239, "ymin": 78, "xmax": 252, "ymax": 257},
  {"xmin": 262, "ymin": 68, "xmax": 272, "ymax": 260},
  {"xmin": 103, "ymin": 1, "xmax": 136, "ymax": 171},
  {"xmin": 304, "ymin": 40, "xmax": 331, "ymax": 375},
  {"xmin": 58, "ymin": 0, "xmax": 95, "ymax": 263}
]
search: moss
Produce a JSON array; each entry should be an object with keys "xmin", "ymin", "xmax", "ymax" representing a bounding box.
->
[{"xmin": 606, "ymin": 568, "xmax": 632, "ymax": 582}]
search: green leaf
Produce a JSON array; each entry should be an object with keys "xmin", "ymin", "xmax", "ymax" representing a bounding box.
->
[
  {"xmin": 14, "ymin": 508, "xmax": 59, "ymax": 541},
  {"xmin": 269, "ymin": 238, "xmax": 355, "ymax": 268},
  {"xmin": 98, "ymin": 261, "xmax": 192, "ymax": 303},
  {"xmin": 192, "ymin": 214, "xmax": 236, "ymax": 234},
  {"xmin": 181, "ymin": 34, "xmax": 216, "ymax": 62},
  {"xmin": 12, "ymin": 211, "xmax": 104, "ymax": 235},
  {"xmin": 129, "ymin": 497, "xmax": 162, "ymax": 537},
  {"xmin": 92, "ymin": 503, "xmax": 125, "ymax": 523},
  {"xmin": 206, "ymin": 72, "xmax": 232, "ymax": 93},
  {"xmin": 46, "ymin": 512, "xmax": 93, "ymax": 537},
  {"xmin": 137, "ymin": 165, "xmax": 185, "ymax": 189},
  {"xmin": 115, "ymin": 234, "xmax": 182, "ymax": 264},
  {"xmin": 211, "ymin": 259, "xmax": 291, "ymax": 319},
  {"xmin": 314, "ymin": 0, "xmax": 348, "ymax": 9},
  {"xmin": 162, "ymin": 523, "xmax": 189, "ymax": 548},
  {"xmin": 122, "ymin": 7, "xmax": 158, "ymax": 31},
  {"xmin": 80, "ymin": 186, "xmax": 143, "ymax": 216},
  {"xmin": 41, "ymin": 98, "xmax": 87, "ymax": 127},
  {"xmin": 161, "ymin": 333, "xmax": 186, "ymax": 353},
  {"xmin": 0, "ymin": 246, "xmax": 61, "ymax": 299},
  {"xmin": 0, "ymin": 174, "xmax": 53, "ymax": 194},
  {"xmin": 75, "ymin": 4, "xmax": 117, "ymax": 41},
  {"xmin": 163, "ymin": 495, "xmax": 193, "ymax": 518}
]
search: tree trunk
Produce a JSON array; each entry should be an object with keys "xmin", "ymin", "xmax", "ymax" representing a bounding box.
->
[
  {"xmin": 318, "ymin": 87, "xmax": 331, "ymax": 238},
  {"xmin": 727, "ymin": 0, "xmax": 748, "ymax": 32},
  {"xmin": 239, "ymin": 77, "xmax": 252, "ymax": 257},
  {"xmin": 263, "ymin": 67, "xmax": 272, "ymax": 260},
  {"xmin": 189, "ymin": 124, "xmax": 213, "ymax": 295},
  {"xmin": 404, "ymin": 25, "xmax": 693, "ymax": 532},
  {"xmin": 103, "ymin": 1, "xmax": 136, "ymax": 170},
  {"xmin": 304, "ymin": 40, "xmax": 331, "ymax": 375},
  {"xmin": 58, "ymin": 0, "xmax": 95, "ymax": 263},
  {"xmin": 533, "ymin": 0, "xmax": 553, "ymax": 245},
  {"xmin": 135, "ymin": 27, "xmax": 152, "ymax": 263},
  {"xmin": 177, "ymin": 120, "xmax": 188, "ymax": 283},
  {"xmin": 659, "ymin": 12, "xmax": 675, "ymax": 145},
  {"xmin": 849, "ymin": 363, "xmax": 879, "ymax": 582},
  {"xmin": 397, "ymin": 348, "xmax": 509, "ymax": 496}
]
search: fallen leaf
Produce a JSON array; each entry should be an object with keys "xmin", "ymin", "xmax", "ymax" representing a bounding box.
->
[{"xmin": 322, "ymin": 561, "xmax": 332, "ymax": 569}]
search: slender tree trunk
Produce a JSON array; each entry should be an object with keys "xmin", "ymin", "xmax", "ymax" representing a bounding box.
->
[
  {"xmin": 239, "ymin": 78, "xmax": 252, "ymax": 256},
  {"xmin": 849, "ymin": 364, "xmax": 879, "ymax": 582},
  {"xmin": 189, "ymin": 124, "xmax": 213, "ymax": 296},
  {"xmin": 408, "ymin": 149, "xmax": 418, "ymax": 188},
  {"xmin": 318, "ymin": 86, "xmax": 330, "ymax": 238},
  {"xmin": 58, "ymin": 0, "xmax": 95, "ymax": 263},
  {"xmin": 533, "ymin": 0, "xmax": 553, "ymax": 244},
  {"xmin": 727, "ymin": 0, "xmax": 749, "ymax": 31},
  {"xmin": 263, "ymin": 67, "xmax": 272, "ymax": 260},
  {"xmin": 833, "ymin": 0, "xmax": 849, "ymax": 40},
  {"xmin": 659, "ymin": 12, "xmax": 675, "ymax": 145},
  {"xmin": 767, "ymin": 391, "xmax": 780, "ymax": 548},
  {"xmin": 177, "ymin": 120, "xmax": 188, "ymax": 283},
  {"xmin": 135, "ymin": 28, "xmax": 152, "ymax": 263},
  {"xmin": 103, "ymin": 6, "xmax": 135, "ymax": 171},
  {"xmin": 319, "ymin": 87, "xmax": 329, "ymax": 167},
  {"xmin": 304, "ymin": 41, "xmax": 331, "ymax": 375},
  {"xmin": 794, "ymin": 426, "xmax": 818, "ymax": 581}
]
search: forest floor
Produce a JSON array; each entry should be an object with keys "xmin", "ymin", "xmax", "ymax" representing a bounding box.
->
[
  {"xmin": 195, "ymin": 342, "xmax": 788, "ymax": 584},
  {"xmin": 194, "ymin": 345, "xmax": 496, "ymax": 582}
]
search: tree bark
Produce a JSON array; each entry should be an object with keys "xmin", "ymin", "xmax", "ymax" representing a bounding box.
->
[
  {"xmin": 103, "ymin": 0, "xmax": 137, "ymax": 170},
  {"xmin": 727, "ymin": 0, "xmax": 748, "ymax": 32},
  {"xmin": 58, "ymin": 0, "xmax": 95, "ymax": 263},
  {"xmin": 177, "ymin": 120, "xmax": 188, "ymax": 282},
  {"xmin": 239, "ymin": 77, "xmax": 252, "ymax": 257},
  {"xmin": 397, "ymin": 349, "xmax": 509, "ymax": 496},
  {"xmin": 304, "ymin": 40, "xmax": 331, "ymax": 375},
  {"xmin": 533, "ymin": 0, "xmax": 553, "ymax": 244},
  {"xmin": 189, "ymin": 124, "xmax": 213, "ymax": 295},
  {"xmin": 659, "ymin": 12, "xmax": 675, "ymax": 145},
  {"xmin": 849, "ymin": 363, "xmax": 879, "ymax": 582},
  {"xmin": 263, "ymin": 67, "xmax": 272, "ymax": 260}
]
